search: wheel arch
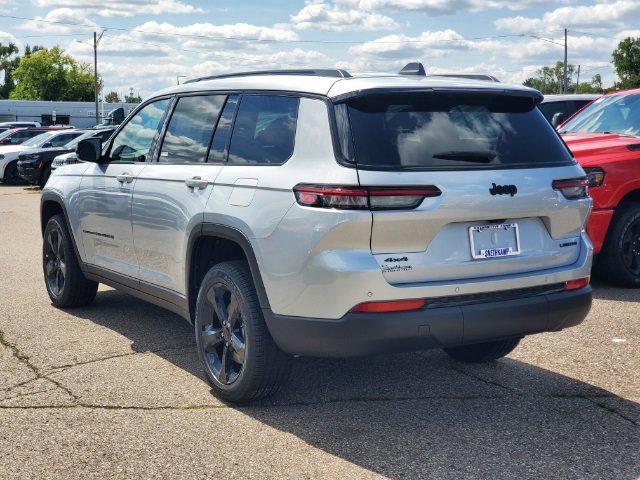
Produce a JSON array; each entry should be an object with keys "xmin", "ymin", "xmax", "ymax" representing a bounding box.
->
[
  {"xmin": 186, "ymin": 223, "xmax": 270, "ymax": 323},
  {"xmin": 40, "ymin": 192, "xmax": 86, "ymax": 270}
]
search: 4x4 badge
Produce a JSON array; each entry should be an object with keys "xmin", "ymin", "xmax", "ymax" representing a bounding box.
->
[{"xmin": 489, "ymin": 183, "xmax": 517, "ymax": 197}]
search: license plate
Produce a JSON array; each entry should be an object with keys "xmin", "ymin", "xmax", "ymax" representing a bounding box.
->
[{"xmin": 469, "ymin": 223, "xmax": 521, "ymax": 260}]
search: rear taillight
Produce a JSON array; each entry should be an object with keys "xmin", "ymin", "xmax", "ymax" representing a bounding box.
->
[
  {"xmin": 293, "ymin": 184, "xmax": 441, "ymax": 210},
  {"xmin": 351, "ymin": 299, "xmax": 425, "ymax": 313},
  {"xmin": 564, "ymin": 277, "xmax": 590, "ymax": 291},
  {"xmin": 552, "ymin": 177, "xmax": 589, "ymax": 200}
]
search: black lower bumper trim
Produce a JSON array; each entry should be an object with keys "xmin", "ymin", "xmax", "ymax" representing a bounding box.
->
[{"xmin": 263, "ymin": 286, "xmax": 592, "ymax": 357}]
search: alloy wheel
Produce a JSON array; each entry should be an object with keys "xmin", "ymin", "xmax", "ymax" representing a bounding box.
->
[
  {"xmin": 43, "ymin": 227, "xmax": 66, "ymax": 297},
  {"xmin": 621, "ymin": 220, "xmax": 640, "ymax": 276},
  {"xmin": 200, "ymin": 283, "xmax": 247, "ymax": 385}
]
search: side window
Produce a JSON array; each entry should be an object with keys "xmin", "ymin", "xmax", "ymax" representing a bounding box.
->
[
  {"xmin": 159, "ymin": 95, "xmax": 225, "ymax": 163},
  {"xmin": 109, "ymin": 99, "xmax": 170, "ymax": 162},
  {"xmin": 227, "ymin": 95, "xmax": 299, "ymax": 165},
  {"xmin": 208, "ymin": 95, "xmax": 239, "ymax": 163}
]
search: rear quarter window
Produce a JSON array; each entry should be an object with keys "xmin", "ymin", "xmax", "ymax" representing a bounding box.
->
[
  {"xmin": 227, "ymin": 95, "xmax": 299, "ymax": 165},
  {"xmin": 337, "ymin": 92, "xmax": 575, "ymax": 171}
]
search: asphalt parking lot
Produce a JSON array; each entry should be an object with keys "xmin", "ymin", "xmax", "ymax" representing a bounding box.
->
[{"xmin": 0, "ymin": 184, "xmax": 638, "ymax": 479}]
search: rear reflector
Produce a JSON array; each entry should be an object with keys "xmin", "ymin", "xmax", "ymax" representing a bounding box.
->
[
  {"xmin": 564, "ymin": 277, "xmax": 590, "ymax": 291},
  {"xmin": 293, "ymin": 184, "xmax": 441, "ymax": 210},
  {"xmin": 552, "ymin": 177, "xmax": 589, "ymax": 200},
  {"xmin": 351, "ymin": 299, "xmax": 425, "ymax": 313}
]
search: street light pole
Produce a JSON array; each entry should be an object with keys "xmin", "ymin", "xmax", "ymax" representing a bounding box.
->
[{"xmin": 563, "ymin": 28, "xmax": 568, "ymax": 94}]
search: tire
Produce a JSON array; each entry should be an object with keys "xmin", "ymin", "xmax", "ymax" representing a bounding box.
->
[
  {"xmin": 596, "ymin": 202, "xmax": 640, "ymax": 287},
  {"xmin": 43, "ymin": 214, "xmax": 98, "ymax": 307},
  {"xmin": 443, "ymin": 338, "xmax": 521, "ymax": 363},
  {"xmin": 195, "ymin": 261, "xmax": 291, "ymax": 403},
  {"xmin": 2, "ymin": 161, "xmax": 22, "ymax": 185},
  {"xmin": 39, "ymin": 165, "xmax": 51, "ymax": 187}
]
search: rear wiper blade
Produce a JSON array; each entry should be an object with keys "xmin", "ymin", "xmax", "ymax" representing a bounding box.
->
[{"xmin": 432, "ymin": 150, "xmax": 496, "ymax": 163}]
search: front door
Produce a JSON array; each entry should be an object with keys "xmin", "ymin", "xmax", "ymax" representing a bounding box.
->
[{"xmin": 77, "ymin": 98, "xmax": 171, "ymax": 278}]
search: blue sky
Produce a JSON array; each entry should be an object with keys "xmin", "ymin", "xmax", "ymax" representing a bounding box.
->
[{"xmin": 0, "ymin": 0, "xmax": 636, "ymax": 98}]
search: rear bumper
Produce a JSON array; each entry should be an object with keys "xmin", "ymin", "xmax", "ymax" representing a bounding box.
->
[
  {"xmin": 586, "ymin": 208, "xmax": 614, "ymax": 254},
  {"xmin": 264, "ymin": 286, "xmax": 592, "ymax": 357}
]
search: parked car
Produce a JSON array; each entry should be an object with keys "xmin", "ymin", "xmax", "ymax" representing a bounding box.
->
[
  {"xmin": 0, "ymin": 121, "xmax": 42, "ymax": 128},
  {"xmin": 0, "ymin": 127, "xmax": 65, "ymax": 147},
  {"xmin": 41, "ymin": 65, "xmax": 593, "ymax": 402},
  {"xmin": 559, "ymin": 89, "xmax": 640, "ymax": 286},
  {"xmin": 17, "ymin": 130, "xmax": 90, "ymax": 187},
  {"xmin": 539, "ymin": 94, "xmax": 600, "ymax": 127},
  {"xmin": 0, "ymin": 129, "xmax": 84, "ymax": 184},
  {"xmin": 51, "ymin": 127, "xmax": 116, "ymax": 172}
]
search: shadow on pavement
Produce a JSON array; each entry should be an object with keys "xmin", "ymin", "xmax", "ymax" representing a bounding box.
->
[
  {"xmin": 591, "ymin": 279, "xmax": 640, "ymax": 302},
  {"xmin": 71, "ymin": 288, "xmax": 640, "ymax": 479}
]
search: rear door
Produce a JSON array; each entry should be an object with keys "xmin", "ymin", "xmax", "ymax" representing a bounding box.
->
[
  {"xmin": 337, "ymin": 91, "xmax": 591, "ymax": 285},
  {"xmin": 77, "ymin": 98, "xmax": 171, "ymax": 277},
  {"xmin": 131, "ymin": 93, "xmax": 227, "ymax": 294}
]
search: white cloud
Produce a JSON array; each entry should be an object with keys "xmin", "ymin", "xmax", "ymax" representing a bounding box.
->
[
  {"xmin": 20, "ymin": 8, "xmax": 98, "ymax": 33},
  {"xmin": 290, "ymin": 2, "xmax": 399, "ymax": 31},
  {"xmin": 495, "ymin": 0, "xmax": 640, "ymax": 33},
  {"xmin": 349, "ymin": 30, "xmax": 468, "ymax": 59},
  {"xmin": 31, "ymin": 0, "xmax": 202, "ymax": 18}
]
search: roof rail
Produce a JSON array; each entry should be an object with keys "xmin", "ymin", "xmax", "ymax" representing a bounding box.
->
[
  {"xmin": 428, "ymin": 74, "xmax": 501, "ymax": 82},
  {"xmin": 184, "ymin": 68, "xmax": 352, "ymax": 84},
  {"xmin": 399, "ymin": 62, "xmax": 426, "ymax": 76}
]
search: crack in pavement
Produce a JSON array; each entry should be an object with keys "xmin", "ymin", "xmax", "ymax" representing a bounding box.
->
[
  {"xmin": 42, "ymin": 343, "xmax": 197, "ymax": 374},
  {"xmin": 0, "ymin": 329, "xmax": 78, "ymax": 402}
]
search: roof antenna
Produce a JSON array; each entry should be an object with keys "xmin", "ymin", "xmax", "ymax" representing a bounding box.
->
[{"xmin": 399, "ymin": 62, "xmax": 426, "ymax": 76}]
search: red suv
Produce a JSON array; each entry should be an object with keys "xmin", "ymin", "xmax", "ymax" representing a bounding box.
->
[{"xmin": 560, "ymin": 89, "xmax": 640, "ymax": 286}]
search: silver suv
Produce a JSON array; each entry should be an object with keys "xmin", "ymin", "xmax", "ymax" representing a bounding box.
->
[{"xmin": 40, "ymin": 64, "xmax": 593, "ymax": 403}]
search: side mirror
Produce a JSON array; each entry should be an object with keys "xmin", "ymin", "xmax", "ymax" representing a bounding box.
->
[
  {"xmin": 76, "ymin": 138, "xmax": 102, "ymax": 163},
  {"xmin": 551, "ymin": 112, "xmax": 565, "ymax": 128}
]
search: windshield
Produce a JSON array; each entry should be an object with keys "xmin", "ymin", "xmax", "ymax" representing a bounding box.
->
[
  {"xmin": 21, "ymin": 131, "xmax": 55, "ymax": 147},
  {"xmin": 337, "ymin": 92, "xmax": 574, "ymax": 170},
  {"xmin": 63, "ymin": 131, "xmax": 92, "ymax": 148},
  {"xmin": 561, "ymin": 93, "xmax": 640, "ymax": 136}
]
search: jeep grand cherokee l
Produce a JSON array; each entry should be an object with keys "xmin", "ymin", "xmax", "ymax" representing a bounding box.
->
[{"xmin": 40, "ymin": 65, "xmax": 593, "ymax": 403}]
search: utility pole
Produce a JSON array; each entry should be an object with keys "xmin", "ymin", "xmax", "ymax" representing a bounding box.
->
[
  {"xmin": 575, "ymin": 65, "xmax": 580, "ymax": 93},
  {"xmin": 563, "ymin": 28, "xmax": 568, "ymax": 94},
  {"xmin": 93, "ymin": 31, "xmax": 105, "ymax": 126}
]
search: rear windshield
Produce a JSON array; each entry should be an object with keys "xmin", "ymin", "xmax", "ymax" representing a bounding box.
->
[{"xmin": 336, "ymin": 92, "xmax": 574, "ymax": 170}]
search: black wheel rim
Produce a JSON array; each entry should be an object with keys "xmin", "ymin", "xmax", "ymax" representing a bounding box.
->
[
  {"xmin": 200, "ymin": 284, "xmax": 246, "ymax": 385},
  {"xmin": 621, "ymin": 220, "xmax": 640, "ymax": 275},
  {"xmin": 43, "ymin": 227, "xmax": 66, "ymax": 297}
]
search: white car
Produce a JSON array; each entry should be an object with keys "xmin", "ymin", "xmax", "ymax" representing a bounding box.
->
[{"xmin": 0, "ymin": 130, "xmax": 82, "ymax": 184}]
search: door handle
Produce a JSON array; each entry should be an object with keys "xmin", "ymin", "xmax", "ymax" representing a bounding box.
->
[
  {"xmin": 116, "ymin": 173, "xmax": 134, "ymax": 184},
  {"xmin": 185, "ymin": 176, "xmax": 209, "ymax": 190}
]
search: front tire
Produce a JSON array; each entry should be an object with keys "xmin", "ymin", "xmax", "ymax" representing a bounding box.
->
[
  {"xmin": 39, "ymin": 165, "xmax": 52, "ymax": 187},
  {"xmin": 443, "ymin": 338, "xmax": 521, "ymax": 363},
  {"xmin": 2, "ymin": 161, "xmax": 22, "ymax": 185},
  {"xmin": 43, "ymin": 214, "xmax": 98, "ymax": 307},
  {"xmin": 195, "ymin": 261, "xmax": 291, "ymax": 403},
  {"xmin": 597, "ymin": 202, "xmax": 640, "ymax": 287}
]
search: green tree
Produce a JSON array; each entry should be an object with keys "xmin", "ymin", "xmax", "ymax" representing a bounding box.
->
[
  {"xmin": 124, "ymin": 92, "xmax": 142, "ymax": 103},
  {"xmin": 0, "ymin": 42, "xmax": 19, "ymax": 99},
  {"xmin": 10, "ymin": 46, "xmax": 96, "ymax": 101},
  {"xmin": 105, "ymin": 90, "xmax": 121, "ymax": 103},
  {"xmin": 523, "ymin": 61, "xmax": 603, "ymax": 94},
  {"xmin": 612, "ymin": 37, "xmax": 640, "ymax": 88}
]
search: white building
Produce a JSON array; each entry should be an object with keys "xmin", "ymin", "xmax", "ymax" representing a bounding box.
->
[{"xmin": 0, "ymin": 100, "xmax": 139, "ymax": 128}]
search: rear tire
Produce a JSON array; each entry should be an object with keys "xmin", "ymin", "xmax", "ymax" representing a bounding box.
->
[
  {"xmin": 597, "ymin": 202, "xmax": 640, "ymax": 287},
  {"xmin": 443, "ymin": 338, "xmax": 521, "ymax": 363},
  {"xmin": 195, "ymin": 261, "xmax": 291, "ymax": 403},
  {"xmin": 43, "ymin": 214, "xmax": 98, "ymax": 307}
]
